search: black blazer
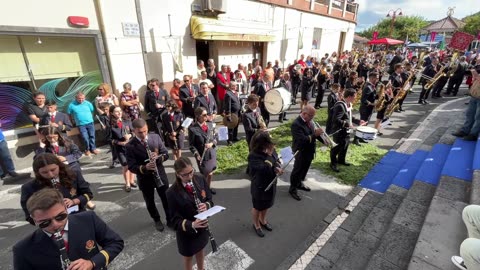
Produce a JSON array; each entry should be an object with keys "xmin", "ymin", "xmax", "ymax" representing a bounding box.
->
[
  {"xmin": 223, "ymin": 91, "xmax": 241, "ymax": 114},
  {"xmin": 144, "ymin": 89, "xmax": 169, "ymax": 117},
  {"xmin": 248, "ymin": 151, "xmax": 280, "ymax": 201},
  {"xmin": 35, "ymin": 143, "xmax": 83, "ymax": 166},
  {"xmin": 13, "ymin": 211, "xmax": 124, "ymax": 270},
  {"xmin": 291, "ymin": 116, "xmax": 324, "ymax": 157},
  {"xmin": 20, "ymin": 174, "xmax": 93, "ymax": 223},
  {"xmin": 40, "ymin": 112, "xmax": 72, "ymax": 133},
  {"xmin": 180, "ymin": 84, "xmax": 199, "ymax": 118},
  {"xmin": 126, "ymin": 134, "xmax": 169, "ymax": 189},
  {"xmin": 194, "ymin": 93, "xmax": 217, "ymax": 115},
  {"xmin": 360, "ymin": 82, "xmax": 376, "ymax": 106},
  {"xmin": 109, "ymin": 119, "xmax": 133, "ymax": 153},
  {"xmin": 161, "ymin": 111, "xmax": 185, "ymax": 136},
  {"xmin": 331, "ymin": 101, "xmax": 360, "ymax": 139},
  {"xmin": 188, "ymin": 122, "xmax": 216, "ymax": 160},
  {"xmin": 242, "ymin": 108, "xmax": 262, "ymax": 144}
]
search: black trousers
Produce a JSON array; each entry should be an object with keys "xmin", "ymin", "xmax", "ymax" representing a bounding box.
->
[
  {"xmin": 139, "ymin": 180, "xmax": 170, "ymax": 223},
  {"xmin": 330, "ymin": 134, "xmax": 350, "ymax": 165},
  {"xmin": 419, "ymin": 84, "xmax": 431, "ymax": 102},
  {"xmin": 314, "ymin": 85, "xmax": 326, "ymax": 107},
  {"xmin": 289, "ymin": 152, "xmax": 313, "ymax": 192},
  {"xmin": 228, "ymin": 125, "xmax": 239, "ymax": 142},
  {"xmin": 431, "ymin": 77, "xmax": 449, "ymax": 97},
  {"xmin": 446, "ymin": 77, "xmax": 463, "ymax": 95},
  {"xmin": 292, "ymin": 81, "xmax": 301, "ymax": 102}
]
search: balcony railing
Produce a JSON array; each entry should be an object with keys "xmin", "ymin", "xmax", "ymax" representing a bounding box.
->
[{"xmin": 315, "ymin": 0, "xmax": 329, "ymax": 5}]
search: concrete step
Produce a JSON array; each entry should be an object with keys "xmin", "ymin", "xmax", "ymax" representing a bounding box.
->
[
  {"xmin": 329, "ymin": 185, "xmax": 408, "ymax": 270},
  {"xmin": 304, "ymin": 191, "xmax": 383, "ymax": 270},
  {"xmin": 364, "ymin": 180, "xmax": 436, "ymax": 270},
  {"xmin": 471, "ymin": 136, "xmax": 480, "ymax": 204},
  {"xmin": 408, "ymin": 176, "xmax": 471, "ymax": 270}
]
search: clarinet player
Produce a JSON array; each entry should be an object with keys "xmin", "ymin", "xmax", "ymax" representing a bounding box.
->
[
  {"xmin": 167, "ymin": 157, "xmax": 214, "ymax": 270},
  {"xmin": 126, "ymin": 118, "xmax": 171, "ymax": 231}
]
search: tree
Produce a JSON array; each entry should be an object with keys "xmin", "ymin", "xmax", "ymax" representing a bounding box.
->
[
  {"xmin": 462, "ymin": 13, "xmax": 480, "ymax": 36},
  {"xmin": 357, "ymin": 16, "xmax": 429, "ymax": 42}
]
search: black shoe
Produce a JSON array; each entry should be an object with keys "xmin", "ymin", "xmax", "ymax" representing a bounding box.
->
[
  {"xmin": 8, "ymin": 171, "xmax": 18, "ymax": 177},
  {"xmin": 423, "ymin": 100, "xmax": 429, "ymax": 104},
  {"xmin": 227, "ymin": 141, "xmax": 233, "ymax": 146},
  {"xmin": 353, "ymin": 139, "xmax": 361, "ymax": 146},
  {"xmin": 377, "ymin": 132, "xmax": 384, "ymax": 136},
  {"xmin": 283, "ymin": 117, "xmax": 288, "ymax": 121},
  {"xmin": 452, "ymin": 131, "xmax": 468, "ymax": 137},
  {"xmin": 314, "ymin": 106, "xmax": 320, "ymax": 109},
  {"xmin": 463, "ymin": 135, "xmax": 478, "ymax": 141},
  {"xmin": 298, "ymin": 184, "xmax": 311, "ymax": 192},
  {"xmin": 279, "ymin": 118, "xmax": 284, "ymax": 123},
  {"xmin": 359, "ymin": 138, "xmax": 368, "ymax": 144},
  {"xmin": 260, "ymin": 222, "xmax": 273, "ymax": 231},
  {"xmin": 0, "ymin": 174, "xmax": 7, "ymax": 180},
  {"xmin": 130, "ymin": 182, "xmax": 137, "ymax": 188},
  {"xmin": 233, "ymin": 138, "xmax": 240, "ymax": 142},
  {"xmin": 330, "ymin": 164, "xmax": 340, "ymax": 172},
  {"xmin": 289, "ymin": 191, "xmax": 302, "ymax": 201},
  {"xmin": 210, "ymin": 188, "xmax": 217, "ymax": 195},
  {"xmin": 399, "ymin": 107, "xmax": 405, "ymax": 112},
  {"xmin": 418, "ymin": 100, "xmax": 424, "ymax": 104},
  {"xmin": 155, "ymin": 220, "xmax": 165, "ymax": 232},
  {"xmin": 253, "ymin": 225, "xmax": 265, "ymax": 237},
  {"xmin": 339, "ymin": 162, "xmax": 351, "ymax": 166},
  {"xmin": 431, "ymin": 95, "xmax": 438, "ymax": 99}
]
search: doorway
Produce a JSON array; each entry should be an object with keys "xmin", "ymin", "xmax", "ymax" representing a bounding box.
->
[{"xmin": 196, "ymin": 40, "xmax": 210, "ymax": 66}]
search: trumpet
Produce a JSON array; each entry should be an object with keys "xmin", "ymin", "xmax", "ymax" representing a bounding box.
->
[
  {"xmin": 143, "ymin": 139, "xmax": 165, "ymax": 188},
  {"xmin": 314, "ymin": 121, "xmax": 338, "ymax": 148}
]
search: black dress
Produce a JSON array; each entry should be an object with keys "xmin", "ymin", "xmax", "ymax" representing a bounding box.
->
[
  {"xmin": 248, "ymin": 151, "xmax": 279, "ymax": 211},
  {"xmin": 109, "ymin": 119, "xmax": 133, "ymax": 166},
  {"xmin": 161, "ymin": 111, "xmax": 186, "ymax": 150},
  {"xmin": 188, "ymin": 122, "xmax": 217, "ymax": 176},
  {"xmin": 300, "ymin": 77, "xmax": 315, "ymax": 101},
  {"xmin": 166, "ymin": 174, "xmax": 213, "ymax": 257}
]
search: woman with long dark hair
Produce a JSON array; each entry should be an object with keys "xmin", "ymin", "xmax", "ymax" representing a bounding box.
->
[
  {"xmin": 37, "ymin": 127, "xmax": 83, "ymax": 172},
  {"xmin": 20, "ymin": 153, "xmax": 93, "ymax": 225},
  {"xmin": 248, "ymin": 131, "xmax": 282, "ymax": 237},
  {"xmin": 109, "ymin": 105, "xmax": 135, "ymax": 192},
  {"xmin": 166, "ymin": 157, "xmax": 213, "ymax": 270},
  {"xmin": 162, "ymin": 100, "xmax": 185, "ymax": 161}
]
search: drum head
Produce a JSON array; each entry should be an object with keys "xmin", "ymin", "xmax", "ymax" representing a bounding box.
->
[
  {"xmin": 264, "ymin": 90, "xmax": 283, "ymax": 114},
  {"xmin": 357, "ymin": 126, "xmax": 377, "ymax": 133}
]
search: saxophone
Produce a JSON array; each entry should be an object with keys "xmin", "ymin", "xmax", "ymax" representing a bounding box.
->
[
  {"xmin": 375, "ymin": 83, "xmax": 386, "ymax": 111},
  {"xmin": 385, "ymin": 71, "xmax": 415, "ymax": 118},
  {"xmin": 425, "ymin": 64, "xmax": 447, "ymax": 90},
  {"xmin": 352, "ymin": 78, "xmax": 365, "ymax": 107}
]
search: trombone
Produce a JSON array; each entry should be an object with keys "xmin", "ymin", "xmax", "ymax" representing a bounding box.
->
[{"xmin": 313, "ymin": 121, "xmax": 337, "ymax": 148}]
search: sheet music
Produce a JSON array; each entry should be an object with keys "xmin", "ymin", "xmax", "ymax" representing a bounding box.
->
[
  {"xmin": 182, "ymin": 117, "xmax": 194, "ymax": 129},
  {"xmin": 67, "ymin": 205, "xmax": 79, "ymax": 214},
  {"xmin": 280, "ymin": 146, "xmax": 293, "ymax": 165},
  {"xmin": 217, "ymin": 126, "xmax": 229, "ymax": 141},
  {"xmin": 194, "ymin": 205, "xmax": 226, "ymax": 220}
]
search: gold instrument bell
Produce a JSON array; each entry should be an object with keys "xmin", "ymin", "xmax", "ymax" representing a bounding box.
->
[{"xmin": 222, "ymin": 113, "xmax": 239, "ymax": 129}]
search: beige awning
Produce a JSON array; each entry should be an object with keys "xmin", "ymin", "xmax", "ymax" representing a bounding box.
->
[{"xmin": 190, "ymin": 15, "xmax": 276, "ymax": 42}]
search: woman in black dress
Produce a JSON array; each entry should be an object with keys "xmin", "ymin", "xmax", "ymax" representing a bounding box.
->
[
  {"xmin": 248, "ymin": 131, "xmax": 283, "ymax": 237},
  {"xmin": 20, "ymin": 153, "xmax": 93, "ymax": 225},
  {"xmin": 189, "ymin": 107, "xmax": 217, "ymax": 194},
  {"xmin": 300, "ymin": 68, "xmax": 315, "ymax": 111},
  {"xmin": 166, "ymin": 157, "xmax": 214, "ymax": 270},
  {"xmin": 109, "ymin": 105, "xmax": 135, "ymax": 192},
  {"xmin": 162, "ymin": 100, "xmax": 185, "ymax": 160}
]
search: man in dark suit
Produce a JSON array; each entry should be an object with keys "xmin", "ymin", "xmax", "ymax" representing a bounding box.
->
[
  {"xmin": 13, "ymin": 188, "xmax": 123, "ymax": 270},
  {"xmin": 223, "ymin": 82, "xmax": 241, "ymax": 145},
  {"xmin": 126, "ymin": 118, "xmax": 171, "ymax": 231},
  {"xmin": 446, "ymin": 56, "xmax": 468, "ymax": 96},
  {"xmin": 289, "ymin": 105, "xmax": 325, "ymax": 201},
  {"xmin": 179, "ymin": 75, "xmax": 199, "ymax": 119},
  {"xmin": 145, "ymin": 78, "xmax": 169, "ymax": 135},
  {"xmin": 194, "ymin": 82, "xmax": 217, "ymax": 122},
  {"xmin": 389, "ymin": 63, "xmax": 408, "ymax": 111},
  {"xmin": 330, "ymin": 89, "xmax": 365, "ymax": 172},
  {"xmin": 40, "ymin": 100, "xmax": 72, "ymax": 136},
  {"xmin": 419, "ymin": 58, "xmax": 439, "ymax": 104},
  {"xmin": 252, "ymin": 74, "xmax": 270, "ymax": 127},
  {"xmin": 388, "ymin": 51, "xmax": 403, "ymax": 74}
]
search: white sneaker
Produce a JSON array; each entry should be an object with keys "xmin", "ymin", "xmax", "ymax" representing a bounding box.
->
[{"xmin": 452, "ymin": 256, "xmax": 467, "ymax": 270}]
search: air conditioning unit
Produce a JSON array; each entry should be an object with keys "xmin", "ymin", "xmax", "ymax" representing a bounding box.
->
[
  {"xmin": 202, "ymin": 0, "xmax": 227, "ymax": 14},
  {"xmin": 191, "ymin": 3, "xmax": 202, "ymax": 12}
]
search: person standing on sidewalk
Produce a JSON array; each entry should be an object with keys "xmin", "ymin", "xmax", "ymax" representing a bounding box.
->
[
  {"xmin": 452, "ymin": 66, "xmax": 480, "ymax": 141},
  {"xmin": 67, "ymin": 92, "xmax": 99, "ymax": 156},
  {"xmin": 0, "ymin": 122, "xmax": 19, "ymax": 179}
]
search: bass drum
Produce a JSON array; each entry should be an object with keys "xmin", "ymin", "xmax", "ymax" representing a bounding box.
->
[{"xmin": 264, "ymin": 87, "xmax": 292, "ymax": 115}]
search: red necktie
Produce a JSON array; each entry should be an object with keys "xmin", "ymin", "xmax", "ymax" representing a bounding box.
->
[
  {"xmin": 206, "ymin": 95, "xmax": 209, "ymax": 104},
  {"xmin": 170, "ymin": 114, "xmax": 174, "ymax": 121},
  {"xmin": 118, "ymin": 121, "xmax": 123, "ymax": 129},
  {"xmin": 155, "ymin": 91, "xmax": 159, "ymax": 99},
  {"xmin": 201, "ymin": 124, "xmax": 208, "ymax": 133},
  {"xmin": 185, "ymin": 184, "xmax": 193, "ymax": 195},
  {"xmin": 51, "ymin": 115, "xmax": 55, "ymax": 123},
  {"xmin": 54, "ymin": 146, "xmax": 59, "ymax": 154},
  {"xmin": 307, "ymin": 121, "xmax": 312, "ymax": 130},
  {"xmin": 189, "ymin": 87, "xmax": 193, "ymax": 97}
]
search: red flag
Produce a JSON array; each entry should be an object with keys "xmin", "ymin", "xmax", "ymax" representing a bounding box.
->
[
  {"xmin": 449, "ymin": 31, "xmax": 475, "ymax": 50},
  {"xmin": 430, "ymin": 32, "xmax": 437, "ymax": 42},
  {"xmin": 373, "ymin": 31, "xmax": 378, "ymax": 40}
]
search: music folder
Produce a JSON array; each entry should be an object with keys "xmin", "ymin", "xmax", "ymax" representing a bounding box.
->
[{"xmin": 194, "ymin": 205, "xmax": 226, "ymax": 220}]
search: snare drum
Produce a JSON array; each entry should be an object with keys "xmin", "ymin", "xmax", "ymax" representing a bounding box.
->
[
  {"xmin": 355, "ymin": 126, "xmax": 378, "ymax": 140},
  {"xmin": 264, "ymin": 87, "xmax": 292, "ymax": 115}
]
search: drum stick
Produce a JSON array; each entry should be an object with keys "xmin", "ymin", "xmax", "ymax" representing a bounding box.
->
[{"xmin": 265, "ymin": 150, "xmax": 299, "ymax": 192}]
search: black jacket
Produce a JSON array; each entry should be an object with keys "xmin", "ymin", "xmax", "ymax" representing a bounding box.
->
[
  {"xmin": 291, "ymin": 116, "xmax": 324, "ymax": 157},
  {"xmin": 331, "ymin": 101, "xmax": 360, "ymax": 139},
  {"xmin": 248, "ymin": 151, "xmax": 279, "ymax": 201},
  {"xmin": 223, "ymin": 91, "xmax": 241, "ymax": 114},
  {"xmin": 145, "ymin": 89, "xmax": 169, "ymax": 118}
]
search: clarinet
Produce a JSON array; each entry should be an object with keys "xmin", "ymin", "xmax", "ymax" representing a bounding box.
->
[
  {"xmin": 143, "ymin": 139, "xmax": 165, "ymax": 188},
  {"xmin": 53, "ymin": 230, "xmax": 71, "ymax": 270},
  {"xmin": 189, "ymin": 179, "xmax": 218, "ymax": 253},
  {"xmin": 199, "ymin": 123, "xmax": 213, "ymax": 166},
  {"xmin": 169, "ymin": 121, "xmax": 178, "ymax": 149}
]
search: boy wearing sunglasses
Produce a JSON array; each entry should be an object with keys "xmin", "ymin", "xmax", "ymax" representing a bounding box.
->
[{"xmin": 13, "ymin": 188, "xmax": 124, "ymax": 270}]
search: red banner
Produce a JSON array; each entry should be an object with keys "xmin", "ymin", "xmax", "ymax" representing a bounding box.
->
[
  {"xmin": 430, "ymin": 32, "xmax": 437, "ymax": 42},
  {"xmin": 373, "ymin": 31, "xmax": 378, "ymax": 40},
  {"xmin": 449, "ymin": 31, "xmax": 475, "ymax": 50}
]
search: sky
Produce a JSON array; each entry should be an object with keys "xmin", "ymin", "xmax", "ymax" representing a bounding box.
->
[{"xmin": 355, "ymin": 0, "xmax": 479, "ymax": 32}]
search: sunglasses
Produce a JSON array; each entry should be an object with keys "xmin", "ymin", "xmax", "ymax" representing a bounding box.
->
[
  {"xmin": 184, "ymin": 80, "xmax": 190, "ymax": 83},
  {"xmin": 35, "ymin": 212, "xmax": 68, "ymax": 229},
  {"xmin": 178, "ymin": 169, "xmax": 194, "ymax": 178}
]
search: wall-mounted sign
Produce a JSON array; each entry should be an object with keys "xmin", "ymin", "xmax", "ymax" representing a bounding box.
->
[{"xmin": 122, "ymin": 22, "xmax": 140, "ymax": 37}]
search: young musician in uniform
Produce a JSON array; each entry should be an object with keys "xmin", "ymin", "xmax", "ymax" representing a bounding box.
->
[
  {"xmin": 314, "ymin": 63, "xmax": 328, "ymax": 109},
  {"xmin": 109, "ymin": 105, "xmax": 135, "ymax": 192},
  {"xmin": 21, "ymin": 153, "xmax": 93, "ymax": 225},
  {"xmin": 189, "ymin": 107, "xmax": 217, "ymax": 195},
  {"xmin": 13, "ymin": 188, "xmax": 124, "ymax": 270},
  {"xmin": 389, "ymin": 63, "xmax": 407, "ymax": 111},
  {"xmin": 145, "ymin": 78, "xmax": 169, "ymax": 135},
  {"xmin": 180, "ymin": 75, "xmax": 199, "ymax": 119},
  {"xmin": 162, "ymin": 100, "xmax": 185, "ymax": 161},
  {"xmin": 330, "ymin": 89, "xmax": 366, "ymax": 172},
  {"xmin": 126, "ymin": 118, "xmax": 171, "ymax": 231},
  {"xmin": 300, "ymin": 68, "xmax": 315, "ymax": 111},
  {"xmin": 446, "ymin": 56, "xmax": 468, "ymax": 96},
  {"xmin": 40, "ymin": 100, "xmax": 72, "ymax": 136},
  {"xmin": 166, "ymin": 157, "xmax": 214, "ymax": 270},
  {"xmin": 194, "ymin": 82, "xmax": 217, "ymax": 123},
  {"xmin": 419, "ymin": 58, "xmax": 439, "ymax": 104},
  {"xmin": 374, "ymin": 82, "xmax": 394, "ymax": 136},
  {"xmin": 252, "ymin": 74, "xmax": 270, "ymax": 127},
  {"xmin": 353, "ymin": 72, "xmax": 378, "ymax": 145},
  {"xmin": 242, "ymin": 95, "xmax": 267, "ymax": 147},
  {"xmin": 248, "ymin": 131, "xmax": 283, "ymax": 237},
  {"xmin": 289, "ymin": 105, "xmax": 325, "ymax": 201},
  {"xmin": 223, "ymin": 82, "xmax": 241, "ymax": 145},
  {"xmin": 326, "ymin": 83, "xmax": 340, "ymax": 134}
]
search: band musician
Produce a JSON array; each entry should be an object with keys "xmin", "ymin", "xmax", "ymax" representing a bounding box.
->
[{"xmin": 126, "ymin": 118, "xmax": 171, "ymax": 231}]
